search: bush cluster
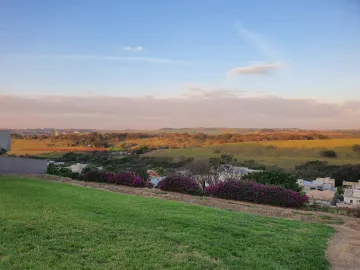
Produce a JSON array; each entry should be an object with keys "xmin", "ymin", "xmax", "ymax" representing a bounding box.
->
[
  {"xmin": 47, "ymin": 163, "xmax": 80, "ymax": 179},
  {"xmin": 320, "ymin": 150, "xmax": 337, "ymax": 158},
  {"xmin": 82, "ymin": 170, "xmax": 145, "ymax": 187},
  {"xmin": 205, "ymin": 179, "xmax": 309, "ymax": 208},
  {"xmin": 158, "ymin": 175, "xmax": 203, "ymax": 195},
  {"xmin": 346, "ymin": 206, "xmax": 360, "ymax": 218},
  {"xmin": 246, "ymin": 170, "xmax": 301, "ymax": 192}
]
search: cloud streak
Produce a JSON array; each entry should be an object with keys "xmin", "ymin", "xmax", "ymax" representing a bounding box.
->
[
  {"xmin": 1, "ymin": 91, "xmax": 359, "ymax": 129},
  {"xmin": 235, "ymin": 22, "xmax": 281, "ymax": 61},
  {"xmin": 0, "ymin": 54, "xmax": 194, "ymax": 65},
  {"xmin": 123, "ymin": 46, "xmax": 144, "ymax": 51},
  {"xmin": 227, "ymin": 63, "xmax": 282, "ymax": 76}
]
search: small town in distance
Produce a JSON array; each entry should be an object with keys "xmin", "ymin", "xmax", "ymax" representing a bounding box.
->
[{"xmin": 2, "ymin": 127, "xmax": 360, "ymax": 210}]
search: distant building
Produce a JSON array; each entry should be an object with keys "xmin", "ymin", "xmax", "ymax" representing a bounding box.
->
[
  {"xmin": 297, "ymin": 177, "xmax": 336, "ymax": 192},
  {"xmin": 65, "ymin": 163, "xmax": 103, "ymax": 173},
  {"xmin": 66, "ymin": 163, "xmax": 88, "ymax": 173},
  {"xmin": 0, "ymin": 130, "xmax": 11, "ymax": 152},
  {"xmin": 342, "ymin": 180, "xmax": 360, "ymax": 189},
  {"xmin": 306, "ymin": 190, "xmax": 335, "ymax": 206},
  {"xmin": 48, "ymin": 161, "xmax": 65, "ymax": 166},
  {"xmin": 343, "ymin": 189, "xmax": 360, "ymax": 206}
]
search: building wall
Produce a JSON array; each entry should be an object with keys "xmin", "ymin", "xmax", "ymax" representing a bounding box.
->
[
  {"xmin": 0, "ymin": 130, "xmax": 11, "ymax": 152},
  {"xmin": 353, "ymin": 190, "xmax": 360, "ymax": 198},
  {"xmin": 0, "ymin": 156, "xmax": 47, "ymax": 174},
  {"xmin": 344, "ymin": 196, "xmax": 360, "ymax": 205}
]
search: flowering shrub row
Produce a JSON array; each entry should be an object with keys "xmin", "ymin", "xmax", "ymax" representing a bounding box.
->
[
  {"xmin": 158, "ymin": 175, "xmax": 203, "ymax": 195},
  {"xmin": 82, "ymin": 170, "xmax": 145, "ymax": 187},
  {"xmin": 205, "ymin": 180, "xmax": 309, "ymax": 208}
]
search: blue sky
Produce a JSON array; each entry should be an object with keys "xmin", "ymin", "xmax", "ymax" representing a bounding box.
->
[{"xmin": 1, "ymin": 0, "xmax": 360, "ymax": 129}]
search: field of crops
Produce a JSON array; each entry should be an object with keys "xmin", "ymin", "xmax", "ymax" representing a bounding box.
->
[{"xmin": 147, "ymin": 139, "xmax": 360, "ymax": 169}]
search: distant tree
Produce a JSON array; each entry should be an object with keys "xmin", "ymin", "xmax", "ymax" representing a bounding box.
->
[
  {"xmin": 0, "ymin": 147, "xmax": 7, "ymax": 156},
  {"xmin": 320, "ymin": 150, "xmax": 337, "ymax": 158},
  {"xmin": 181, "ymin": 160, "xmax": 214, "ymax": 189},
  {"xmin": 337, "ymin": 186, "xmax": 344, "ymax": 195},
  {"xmin": 246, "ymin": 170, "xmax": 301, "ymax": 192},
  {"xmin": 352, "ymin": 144, "xmax": 360, "ymax": 154}
]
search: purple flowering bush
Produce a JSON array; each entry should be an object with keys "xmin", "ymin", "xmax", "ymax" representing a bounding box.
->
[
  {"xmin": 158, "ymin": 175, "xmax": 203, "ymax": 195},
  {"xmin": 205, "ymin": 179, "xmax": 309, "ymax": 208},
  {"xmin": 82, "ymin": 171, "xmax": 145, "ymax": 187}
]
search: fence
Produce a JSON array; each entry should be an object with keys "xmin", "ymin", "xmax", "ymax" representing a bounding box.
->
[{"xmin": 0, "ymin": 156, "xmax": 47, "ymax": 174}]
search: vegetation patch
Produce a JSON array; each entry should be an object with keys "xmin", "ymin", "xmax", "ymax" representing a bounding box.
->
[
  {"xmin": 205, "ymin": 179, "xmax": 309, "ymax": 208},
  {"xmin": 158, "ymin": 175, "xmax": 203, "ymax": 195}
]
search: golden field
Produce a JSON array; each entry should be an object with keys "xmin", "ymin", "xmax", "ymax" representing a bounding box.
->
[
  {"xmin": 146, "ymin": 139, "xmax": 360, "ymax": 169},
  {"xmin": 9, "ymin": 139, "xmax": 106, "ymax": 156}
]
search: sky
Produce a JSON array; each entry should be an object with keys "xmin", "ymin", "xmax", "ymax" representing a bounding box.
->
[{"xmin": 1, "ymin": 0, "xmax": 360, "ymax": 129}]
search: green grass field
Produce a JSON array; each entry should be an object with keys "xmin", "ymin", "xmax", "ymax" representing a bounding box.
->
[
  {"xmin": 147, "ymin": 139, "xmax": 360, "ymax": 169},
  {"xmin": 0, "ymin": 176, "xmax": 333, "ymax": 269}
]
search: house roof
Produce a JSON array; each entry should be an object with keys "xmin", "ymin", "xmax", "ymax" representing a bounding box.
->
[{"xmin": 306, "ymin": 190, "xmax": 335, "ymax": 201}]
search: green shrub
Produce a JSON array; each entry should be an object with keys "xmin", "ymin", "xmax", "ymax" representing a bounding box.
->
[
  {"xmin": 320, "ymin": 150, "xmax": 337, "ymax": 158},
  {"xmin": 352, "ymin": 144, "xmax": 360, "ymax": 154},
  {"xmin": 246, "ymin": 170, "xmax": 301, "ymax": 192}
]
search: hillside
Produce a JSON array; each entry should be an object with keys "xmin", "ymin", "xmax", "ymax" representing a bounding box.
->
[
  {"xmin": 146, "ymin": 139, "xmax": 360, "ymax": 169},
  {"xmin": 0, "ymin": 176, "xmax": 333, "ymax": 269}
]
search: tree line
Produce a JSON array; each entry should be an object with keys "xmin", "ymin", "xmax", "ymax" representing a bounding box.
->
[{"xmin": 11, "ymin": 131, "xmax": 331, "ymax": 150}]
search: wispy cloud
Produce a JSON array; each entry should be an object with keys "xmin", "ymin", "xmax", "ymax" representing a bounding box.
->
[
  {"xmin": 182, "ymin": 86, "xmax": 247, "ymax": 99},
  {"xmin": 227, "ymin": 63, "xmax": 282, "ymax": 76},
  {"xmin": 235, "ymin": 22, "xmax": 281, "ymax": 61},
  {"xmin": 227, "ymin": 23, "xmax": 285, "ymax": 76},
  {"xmin": 1, "ymin": 92, "xmax": 359, "ymax": 129},
  {"xmin": 123, "ymin": 46, "xmax": 144, "ymax": 51},
  {"xmin": 0, "ymin": 53, "xmax": 193, "ymax": 65}
]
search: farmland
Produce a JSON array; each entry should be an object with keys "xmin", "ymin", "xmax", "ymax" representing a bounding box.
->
[
  {"xmin": 147, "ymin": 139, "xmax": 360, "ymax": 169},
  {"xmin": 9, "ymin": 138, "xmax": 106, "ymax": 156},
  {"xmin": 0, "ymin": 176, "xmax": 333, "ymax": 269},
  {"xmin": 8, "ymin": 136, "xmax": 360, "ymax": 170}
]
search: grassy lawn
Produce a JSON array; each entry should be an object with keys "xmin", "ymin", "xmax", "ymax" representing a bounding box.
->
[
  {"xmin": 147, "ymin": 139, "xmax": 360, "ymax": 169},
  {"xmin": 0, "ymin": 176, "xmax": 333, "ymax": 269}
]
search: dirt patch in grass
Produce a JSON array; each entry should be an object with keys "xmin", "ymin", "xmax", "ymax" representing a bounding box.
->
[{"xmin": 327, "ymin": 225, "xmax": 360, "ymax": 270}]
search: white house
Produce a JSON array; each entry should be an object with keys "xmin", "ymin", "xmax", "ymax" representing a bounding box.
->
[
  {"xmin": 66, "ymin": 163, "xmax": 88, "ymax": 173},
  {"xmin": 343, "ymin": 189, "xmax": 360, "ymax": 206},
  {"xmin": 218, "ymin": 165, "xmax": 259, "ymax": 181},
  {"xmin": 48, "ymin": 161, "xmax": 65, "ymax": 166},
  {"xmin": 343, "ymin": 180, "xmax": 360, "ymax": 190},
  {"xmin": 297, "ymin": 177, "xmax": 336, "ymax": 192}
]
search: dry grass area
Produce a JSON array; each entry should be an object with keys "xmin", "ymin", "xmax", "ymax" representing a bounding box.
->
[
  {"xmin": 11, "ymin": 174, "xmax": 360, "ymax": 269},
  {"xmin": 9, "ymin": 139, "xmax": 106, "ymax": 156},
  {"xmin": 327, "ymin": 225, "xmax": 360, "ymax": 270},
  {"xmin": 147, "ymin": 139, "xmax": 360, "ymax": 169}
]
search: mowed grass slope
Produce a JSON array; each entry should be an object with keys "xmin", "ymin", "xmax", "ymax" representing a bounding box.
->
[
  {"xmin": 0, "ymin": 177, "xmax": 333, "ymax": 269},
  {"xmin": 147, "ymin": 139, "xmax": 360, "ymax": 169}
]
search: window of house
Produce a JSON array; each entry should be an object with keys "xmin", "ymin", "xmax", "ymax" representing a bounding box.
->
[{"xmin": 350, "ymin": 200, "xmax": 353, "ymax": 204}]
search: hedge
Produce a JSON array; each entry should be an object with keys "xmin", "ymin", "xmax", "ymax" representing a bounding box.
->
[{"xmin": 205, "ymin": 179, "xmax": 309, "ymax": 208}]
